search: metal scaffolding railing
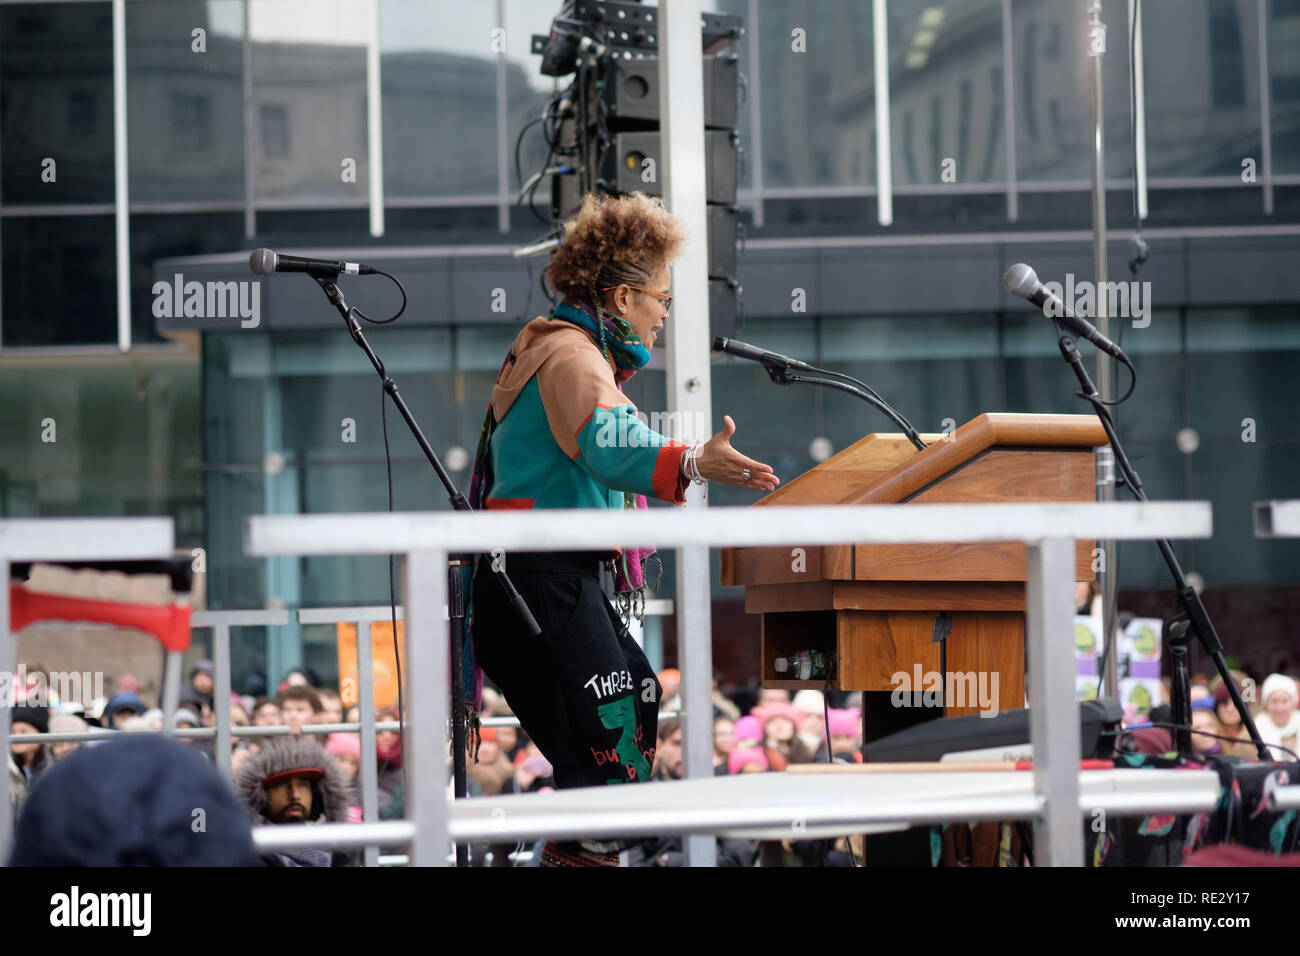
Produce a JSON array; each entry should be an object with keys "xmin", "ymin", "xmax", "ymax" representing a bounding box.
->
[
  {"xmin": 0, "ymin": 517, "xmax": 177, "ymax": 861},
  {"xmin": 242, "ymin": 500, "xmax": 1215, "ymax": 866},
  {"xmin": 6, "ymin": 595, "xmax": 677, "ymax": 868}
]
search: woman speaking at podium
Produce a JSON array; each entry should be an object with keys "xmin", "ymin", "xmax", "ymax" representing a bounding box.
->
[{"xmin": 468, "ymin": 192, "xmax": 776, "ymax": 865}]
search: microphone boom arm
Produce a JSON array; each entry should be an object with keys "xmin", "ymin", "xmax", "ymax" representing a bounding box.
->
[{"xmin": 770, "ymin": 361, "xmax": 927, "ymax": 452}]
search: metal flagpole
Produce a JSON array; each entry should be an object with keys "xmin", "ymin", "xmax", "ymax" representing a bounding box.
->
[
  {"xmin": 659, "ymin": 0, "xmax": 717, "ymax": 869},
  {"xmin": 1086, "ymin": 0, "xmax": 1119, "ymax": 696}
]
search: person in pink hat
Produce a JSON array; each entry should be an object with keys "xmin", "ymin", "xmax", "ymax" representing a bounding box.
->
[
  {"xmin": 827, "ymin": 708, "xmax": 862, "ymax": 763},
  {"xmin": 323, "ymin": 733, "xmax": 363, "ymax": 823},
  {"xmin": 728, "ymin": 747, "xmax": 769, "ymax": 774},
  {"xmin": 733, "ymin": 715, "xmax": 763, "ymax": 748},
  {"xmin": 753, "ymin": 702, "xmax": 812, "ymax": 766}
]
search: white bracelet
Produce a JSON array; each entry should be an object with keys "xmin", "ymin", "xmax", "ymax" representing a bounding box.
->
[{"xmin": 680, "ymin": 444, "xmax": 706, "ymax": 485}]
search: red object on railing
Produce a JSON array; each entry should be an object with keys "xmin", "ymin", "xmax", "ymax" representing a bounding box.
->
[{"xmin": 10, "ymin": 586, "xmax": 192, "ymax": 652}]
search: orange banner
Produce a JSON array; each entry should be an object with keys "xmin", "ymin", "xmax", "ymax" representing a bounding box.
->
[{"xmin": 336, "ymin": 621, "xmax": 405, "ymax": 709}]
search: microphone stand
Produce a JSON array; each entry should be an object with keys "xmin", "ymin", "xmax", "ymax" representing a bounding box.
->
[
  {"xmin": 312, "ymin": 275, "xmax": 543, "ymax": 866},
  {"xmin": 1051, "ymin": 323, "xmax": 1270, "ymax": 760},
  {"xmin": 757, "ymin": 357, "xmax": 928, "ymax": 452}
]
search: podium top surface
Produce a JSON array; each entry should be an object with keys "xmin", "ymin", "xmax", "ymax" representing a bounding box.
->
[{"xmin": 756, "ymin": 413, "xmax": 1107, "ymax": 508}]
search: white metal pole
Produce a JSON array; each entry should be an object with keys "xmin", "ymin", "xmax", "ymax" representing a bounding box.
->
[
  {"xmin": 366, "ymin": 0, "xmax": 385, "ymax": 237},
  {"xmin": 494, "ymin": 0, "xmax": 510, "ymax": 233},
  {"xmin": 405, "ymin": 550, "xmax": 449, "ymax": 866},
  {"xmin": 161, "ymin": 651, "xmax": 182, "ymax": 737},
  {"xmin": 1129, "ymin": 0, "xmax": 1148, "ymax": 221},
  {"xmin": 1258, "ymin": 0, "xmax": 1274, "ymax": 215},
  {"xmin": 872, "ymin": 0, "xmax": 893, "ymax": 227},
  {"xmin": 358, "ymin": 615, "xmax": 379, "ymax": 867},
  {"xmin": 214, "ymin": 622, "xmax": 232, "ymax": 780},
  {"xmin": 1026, "ymin": 538, "xmax": 1083, "ymax": 866},
  {"xmin": 1086, "ymin": 0, "xmax": 1120, "ymax": 699},
  {"xmin": 659, "ymin": 0, "xmax": 717, "ymax": 868},
  {"xmin": 242, "ymin": 0, "xmax": 255, "ymax": 239},
  {"xmin": 112, "ymin": 0, "xmax": 131, "ymax": 351},
  {"xmin": 745, "ymin": 0, "xmax": 765, "ymax": 228},
  {"xmin": 1002, "ymin": 0, "xmax": 1018, "ymax": 221}
]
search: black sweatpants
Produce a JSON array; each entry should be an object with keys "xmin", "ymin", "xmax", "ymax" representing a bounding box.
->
[{"xmin": 471, "ymin": 552, "xmax": 662, "ymax": 790}]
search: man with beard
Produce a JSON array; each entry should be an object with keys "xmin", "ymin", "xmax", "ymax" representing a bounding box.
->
[{"xmin": 234, "ymin": 736, "xmax": 356, "ymax": 867}]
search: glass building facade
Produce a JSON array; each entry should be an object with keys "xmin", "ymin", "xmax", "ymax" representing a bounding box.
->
[{"xmin": 3, "ymin": 0, "xmax": 1300, "ymax": 686}]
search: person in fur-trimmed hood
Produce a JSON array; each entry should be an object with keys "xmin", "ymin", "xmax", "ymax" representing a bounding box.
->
[{"xmin": 234, "ymin": 735, "xmax": 357, "ymax": 867}]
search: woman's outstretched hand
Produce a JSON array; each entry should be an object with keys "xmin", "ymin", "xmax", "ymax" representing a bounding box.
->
[{"xmin": 695, "ymin": 416, "xmax": 779, "ymax": 492}]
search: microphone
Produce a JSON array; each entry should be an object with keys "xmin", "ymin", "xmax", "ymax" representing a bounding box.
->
[
  {"xmin": 249, "ymin": 248, "xmax": 378, "ymax": 278},
  {"xmin": 712, "ymin": 336, "xmax": 816, "ymax": 372},
  {"xmin": 1002, "ymin": 263, "xmax": 1130, "ymax": 363},
  {"xmin": 716, "ymin": 338, "xmax": 927, "ymax": 451}
]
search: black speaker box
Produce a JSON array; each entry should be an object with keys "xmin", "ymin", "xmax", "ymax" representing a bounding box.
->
[
  {"xmin": 598, "ymin": 129, "xmax": 737, "ymax": 204},
  {"xmin": 601, "ymin": 54, "xmax": 739, "ymax": 130}
]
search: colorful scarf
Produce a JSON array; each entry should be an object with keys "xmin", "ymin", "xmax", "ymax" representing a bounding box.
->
[{"xmin": 550, "ymin": 300, "xmax": 661, "ymax": 605}]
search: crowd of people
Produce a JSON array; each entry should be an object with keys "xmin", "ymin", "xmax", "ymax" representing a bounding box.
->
[
  {"xmin": 7, "ymin": 657, "xmax": 867, "ymax": 866},
  {"xmin": 1173, "ymin": 669, "xmax": 1300, "ymax": 760},
  {"xmin": 11, "ymin": 651, "xmax": 1299, "ymax": 866}
]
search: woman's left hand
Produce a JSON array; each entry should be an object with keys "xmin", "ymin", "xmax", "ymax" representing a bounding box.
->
[{"xmin": 694, "ymin": 415, "xmax": 780, "ymax": 491}]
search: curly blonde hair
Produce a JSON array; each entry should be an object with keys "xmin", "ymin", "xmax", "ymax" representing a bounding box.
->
[{"xmin": 544, "ymin": 192, "xmax": 688, "ymax": 304}]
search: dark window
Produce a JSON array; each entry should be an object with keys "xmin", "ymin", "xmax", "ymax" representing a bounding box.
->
[
  {"xmin": 1209, "ymin": 0, "xmax": 1246, "ymax": 110},
  {"xmin": 979, "ymin": 65, "xmax": 1002, "ymax": 182},
  {"xmin": 1, "ymin": 216, "xmax": 116, "ymax": 346},
  {"xmin": 170, "ymin": 93, "xmax": 212, "ymax": 151},
  {"xmin": 929, "ymin": 94, "xmax": 943, "ymax": 177},
  {"xmin": 67, "ymin": 90, "xmax": 95, "ymax": 138},
  {"xmin": 1021, "ymin": 21, "xmax": 1038, "ymax": 142},
  {"xmin": 902, "ymin": 109, "xmax": 917, "ymax": 184},
  {"xmin": 260, "ymin": 103, "xmax": 289, "ymax": 158},
  {"xmin": 958, "ymin": 78, "xmax": 972, "ymax": 176}
]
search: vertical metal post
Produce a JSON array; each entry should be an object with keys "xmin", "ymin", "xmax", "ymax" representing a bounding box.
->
[
  {"xmin": 263, "ymin": 379, "xmax": 302, "ymax": 684},
  {"xmin": 1001, "ymin": 0, "xmax": 1018, "ymax": 221},
  {"xmin": 1088, "ymin": 0, "xmax": 1110, "ymax": 395},
  {"xmin": 242, "ymin": 0, "xmax": 256, "ymax": 239},
  {"xmin": 1258, "ymin": 0, "xmax": 1274, "ymax": 215},
  {"xmin": 448, "ymin": 561, "xmax": 468, "ymax": 867},
  {"xmin": 1086, "ymin": 0, "xmax": 1119, "ymax": 696},
  {"xmin": 357, "ymin": 616, "xmax": 379, "ymax": 867},
  {"xmin": 366, "ymin": 0, "xmax": 385, "ymax": 238},
  {"xmin": 0, "ymin": 558, "xmax": 12, "ymax": 862},
  {"xmin": 659, "ymin": 0, "xmax": 717, "ymax": 869},
  {"xmin": 160, "ymin": 650, "xmax": 182, "ymax": 737},
  {"xmin": 745, "ymin": 0, "xmax": 765, "ymax": 229},
  {"xmin": 405, "ymin": 550, "xmax": 449, "ymax": 866},
  {"xmin": 872, "ymin": 0, "xmax": 893, "ymax": 227},
  {"xmin": 1026, "ymin": 538, "xmax": 1083, "ymax": 866},
  {"xmin": 111, "ymin": 0, "xmax": 131, "ymax": 351},
  {"xmin": 1129, "ymin": 0, "xmax": 1148, "ymax": 221},
  {"xmin": 676, "ymin": 544, "xmax": 716, "ymax": 867},
  {"xmin": 494, "ymin": 0, "xmax": 510, "ymax": 234},
  {"xmin": 214, "ymin": 622, "xmax": 232, "ymax": 781}
]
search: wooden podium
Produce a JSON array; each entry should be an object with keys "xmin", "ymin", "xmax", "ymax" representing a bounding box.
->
[{"xmin": 720, "ymin": 413, "xmax": 1108, "ymax": 734}]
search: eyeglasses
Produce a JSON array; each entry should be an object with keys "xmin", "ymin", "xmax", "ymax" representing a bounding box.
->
[{"xmin": 602, "ymin": 284, "xmax": 673, "ymax": 312}]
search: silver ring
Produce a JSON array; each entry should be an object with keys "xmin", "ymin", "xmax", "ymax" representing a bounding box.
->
[{"xmin": 742, "ymin": 468, "xmax": 751, "ymax": 481}]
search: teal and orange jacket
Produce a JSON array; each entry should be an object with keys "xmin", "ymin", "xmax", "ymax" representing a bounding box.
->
[{"xmin": 483, "ymin": 317, "xmax": 690, "ymax": 512}]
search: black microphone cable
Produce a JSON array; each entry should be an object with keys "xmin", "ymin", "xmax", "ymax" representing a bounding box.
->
[{"xmin": 353, "ymin": 269, "xmax": 410, "ymax": 800}]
